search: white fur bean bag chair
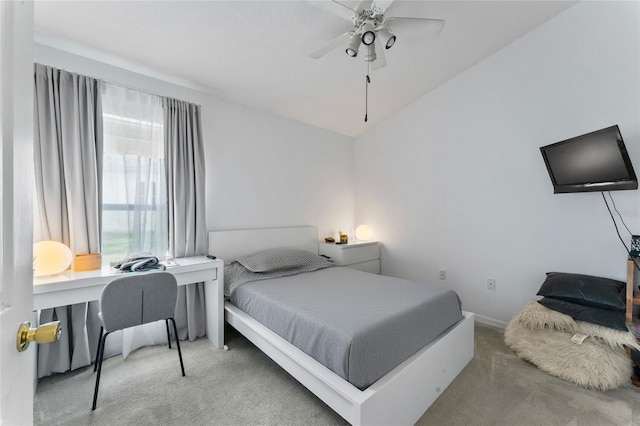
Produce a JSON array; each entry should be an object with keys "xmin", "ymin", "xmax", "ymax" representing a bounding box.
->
[{"xmin": 505, "ymin": 301, "xmax": 639, "ymax": 391}]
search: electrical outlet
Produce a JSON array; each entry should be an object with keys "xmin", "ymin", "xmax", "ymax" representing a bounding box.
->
[
  {"xmin": 486, "ymin": 278, "xmax": 496, "ymax": 291},
  {"xmin": 439, "ymin": 270, "xmax": 446, "ymax": 280}
]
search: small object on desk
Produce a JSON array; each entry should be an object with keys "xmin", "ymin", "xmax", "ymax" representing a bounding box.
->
[
  {"xmin": 207, "ymin": 255, "xmax": 217, "ymax": 260},
  {"xmin": 339, "ymin": 230, "xmax": 348, "ymax": 244},
  {"xmin": 324, "ymin": 237, "xmax": 335, "ymax": 243},
  {"xmin": 74, "ymin": 253, "xmax": 102, "ymax": 272},
  {"xmin": 160, "ymin": 258, "xmax": 178, "ymax": 267},
  {"xmin": 114, "ymin": 254, "xmax": 162, "ymax": 272}
]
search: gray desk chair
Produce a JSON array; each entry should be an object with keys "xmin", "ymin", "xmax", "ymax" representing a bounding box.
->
[{"xmin": 92, "ymin": 272, "xmax": 185, "ymax": 410}]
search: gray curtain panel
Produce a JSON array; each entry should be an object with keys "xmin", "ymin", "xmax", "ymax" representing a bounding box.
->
[
  {"xmin": 33, "ymin": 64, "xmax": 103, "ymax": 378},
  {"xmin": 163, "ymin": 97, "xmax": 207, "ymax": 340}
]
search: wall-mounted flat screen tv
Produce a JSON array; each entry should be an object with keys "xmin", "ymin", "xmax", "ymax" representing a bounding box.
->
[{"xmin": 540, "ymin": 125, "xmax": 637, "ymax": 194}]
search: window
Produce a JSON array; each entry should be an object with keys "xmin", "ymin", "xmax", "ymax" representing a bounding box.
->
[{"xmin": 101, "ymin": 83, "xmax": 167, "ymax": 264}]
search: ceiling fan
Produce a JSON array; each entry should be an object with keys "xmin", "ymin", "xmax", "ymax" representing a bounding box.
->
[{"xmin": 309, "ymin": 0, "xmax": 445, "ymax": 70}]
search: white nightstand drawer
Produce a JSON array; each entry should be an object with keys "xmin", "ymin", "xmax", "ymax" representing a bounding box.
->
[
  {"xmin": 346, "ymin": 259, "xmax": 380, "ymax": 274},
  {"xmin": 318, "ymin": 241, "xmax": 380, "ymax": 267}
]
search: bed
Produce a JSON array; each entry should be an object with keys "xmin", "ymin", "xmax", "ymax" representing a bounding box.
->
[{"xmin": 209, "ymin": 226, "xmax": 474, "ymax": 425}]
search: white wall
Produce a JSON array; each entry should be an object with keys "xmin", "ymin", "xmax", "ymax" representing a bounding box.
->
[
  {"xmin": 354, "ymin": 1, "xmax": 640, "ymax": 325},
  {"xmin": 33, "ymin": 44, "xmax": 354, "ymax": 243}
]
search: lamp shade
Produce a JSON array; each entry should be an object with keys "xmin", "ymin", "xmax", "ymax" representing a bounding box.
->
[
  {"xmin": 361, "ymin": 22, "xmax": 376, "ymax": 45},
  {"xmin": 378, "ymin": 27, "xmax": 396, "ymax": 49},
  {"xmin": 346, "ymin": 34, "xmax": 361, "ymax": 57},
  {"xmin": 355, "ymin": 225, "xmax": 373, "ymax": 241},
  {"xmin": 33, "ymin": 241, "xmax": 73, "ymax": 277}
]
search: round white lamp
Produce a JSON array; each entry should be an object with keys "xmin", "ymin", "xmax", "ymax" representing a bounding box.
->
[
  {"xmin": 33, "ymin": 241, "xmax": 73, "ymax": 277},
  {"xmin": 355, "ymin": 225, "xmax": 373, "ymax": 241}
]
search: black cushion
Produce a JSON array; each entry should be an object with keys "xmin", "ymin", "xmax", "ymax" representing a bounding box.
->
[
  {"xmin": 537, "ymin": 297, "xmax": 627, "ymax": 331},
  {"xmin": 536, "ymin": 272, "xmax": 625, "ymax": 312}
]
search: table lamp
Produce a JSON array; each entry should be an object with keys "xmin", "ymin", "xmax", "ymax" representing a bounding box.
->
[
  {"xmin": 355, "ymin": 224, "xmax": 373, "ymax": 241},
  {"xmin": 33, "ymin": 241, "xmax": 73, "ymax": 277}
]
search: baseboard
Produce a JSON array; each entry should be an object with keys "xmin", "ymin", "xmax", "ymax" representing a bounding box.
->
[{"xmin": 474, "ymin": 314, "xmax": 507, "ymax": 329}]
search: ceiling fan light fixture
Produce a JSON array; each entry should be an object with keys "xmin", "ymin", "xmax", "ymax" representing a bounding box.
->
[
  {"xmin": 365, "ymin": 43, "xmax": 377, "ymax": 62},
  {"xmin": 378, "ymin": 27, "xmax": 396, "ymax": 49},
  {"xmin": 345, "ymin": 34, "xmax": 361, "ymax": 57},
  {"xmin": 362, "ymin": 30, "xmax": 375, "ymax": 45},
  {"xmin": 361, "ymin": 22, "xmax": 375, "ymax": 45}
]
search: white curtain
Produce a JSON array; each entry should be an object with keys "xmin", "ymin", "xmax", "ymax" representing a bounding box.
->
[{"xmin": 101, "ymin": 82, "xmax": 170, "ymax": 356}]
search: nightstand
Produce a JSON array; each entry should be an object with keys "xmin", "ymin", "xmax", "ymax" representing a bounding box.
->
[{"xmin": 318, "ymin": 241, "xmax": 380, "ymax": 274}]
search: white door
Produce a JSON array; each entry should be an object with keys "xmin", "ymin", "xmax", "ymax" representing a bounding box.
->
[{"xmin": 0, "ymin": 1, "xmax": 35, "ymax": 425}]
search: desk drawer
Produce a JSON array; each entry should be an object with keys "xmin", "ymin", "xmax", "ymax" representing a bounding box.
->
[{"xmin": 174, "ymin": 267, "xmax": 217, "ymax": 286}]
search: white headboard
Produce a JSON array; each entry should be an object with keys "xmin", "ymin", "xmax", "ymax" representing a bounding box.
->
[{"xmin": 208, "ymin": 226, "xmax": 319, "ymax": 262}]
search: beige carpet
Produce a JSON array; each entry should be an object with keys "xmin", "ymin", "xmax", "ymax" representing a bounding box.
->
[{"xmin": 34, "ymin": 323, "xmax": 640, "ymax": 425}]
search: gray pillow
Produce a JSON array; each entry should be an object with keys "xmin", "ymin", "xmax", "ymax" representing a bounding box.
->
[
  {"xmin": 536, "ymin": 272, "xmax": 625, "ymax": 312},
  {"xmin": 537, "ymin": 297, "xmax": 627, "ymax": 331},
  {"xmin": 236, "ymin": 247, "xmax": 328, "ymax": 273}
]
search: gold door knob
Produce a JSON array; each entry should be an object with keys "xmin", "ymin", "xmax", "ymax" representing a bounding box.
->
[{"xmin": 16, "ymin": 321, "xmax": 61, "ymax": 352}]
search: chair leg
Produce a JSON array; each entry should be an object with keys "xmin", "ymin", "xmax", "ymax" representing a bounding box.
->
[
  {"xmin": 93, "ymin": 326, "xmax": 104, "ymax": 373},
  {"xmin": 92, "ymin": 331, "xmax": 110, "ymax": 411},
  {"xmin": 169, "ymin": 318, "xmax": 185, "ymax": 377},
  {"xmin": 165, "ymin": 319, "xmax": 172, "ymax": 349}
]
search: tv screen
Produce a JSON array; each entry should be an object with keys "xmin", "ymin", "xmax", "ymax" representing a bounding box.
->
[{"xmin": 540, "ymin": 125, "xmax": 637, "ymax": 193}]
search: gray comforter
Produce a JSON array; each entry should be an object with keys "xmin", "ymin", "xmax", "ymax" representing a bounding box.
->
[{"xmin": 229, "ymin": 266, "xmax": 463, "ymax": 389}]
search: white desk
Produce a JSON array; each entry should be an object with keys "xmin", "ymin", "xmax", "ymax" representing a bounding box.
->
[{"xmin": 33, "ymin": 256, "xmax": 225, "ymax": 349}]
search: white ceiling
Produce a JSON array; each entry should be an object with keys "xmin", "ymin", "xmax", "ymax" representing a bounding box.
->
[{"xmin": 33, "ymin": 0, "xmax": 576, "ymax": 137}]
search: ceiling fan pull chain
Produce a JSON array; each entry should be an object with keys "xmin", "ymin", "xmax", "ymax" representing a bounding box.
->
[
  {"xmin": 364, "ymin": 76, "xmax": 368, "ymax": 123},
  {"xmin": 365, "ymin": 61, "xmax": 370, "ymax": 123}
]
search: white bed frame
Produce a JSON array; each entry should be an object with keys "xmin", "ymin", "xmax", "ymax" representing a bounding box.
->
[{"xmin": 209, "ymin": 226, "xmax": 474, "ymax": 426}]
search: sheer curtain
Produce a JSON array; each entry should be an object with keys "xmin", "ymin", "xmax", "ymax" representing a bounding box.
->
[
  {"xmin": 101, "ymin": 82, "xmax": 170, "ymax": 355},
  {"xmin": 101, "ymin": 83, "xmax": 167, "ymax": 264}
]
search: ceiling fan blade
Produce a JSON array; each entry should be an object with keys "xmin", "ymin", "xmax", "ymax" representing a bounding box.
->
[
  {"xmin": 384, "ymin": 17, "xmax": 445, "ymax": 37},
  {"xmin": 355, "ymin": 0, "xmax": 374, "ymax": 13},
  {"xmin": 307, "ymin": 1, "xmax": 356, "ymax": 21},
  {"xmin": 373, "ymin": 0, "xmax": 394, "ymax": 12},
  {"xmin": 372, "ymin": 38, "xmax": 386, "ymax": 70},
  {"xmin": 309, "ymin": 32, "xmax": 352, "ymax": 59}
]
